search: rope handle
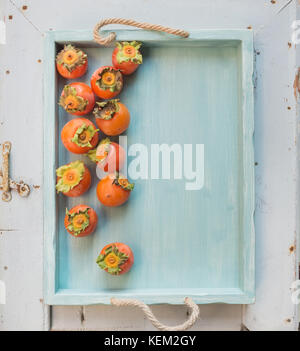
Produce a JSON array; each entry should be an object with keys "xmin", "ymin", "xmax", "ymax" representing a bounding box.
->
[
  {"xmin": 93, "ymin": 18, "xmax": 189, "ymax": 46},
  {"xmin": 111, "ymin": 297, "xmax": 200, "ymax": 331}
]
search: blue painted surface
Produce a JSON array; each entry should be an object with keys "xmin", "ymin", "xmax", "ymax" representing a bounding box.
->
[{"xmin": 44, "ymin": 30, "xmax": 254, "ymax": 305}]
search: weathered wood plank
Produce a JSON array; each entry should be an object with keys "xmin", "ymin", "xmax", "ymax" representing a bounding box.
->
[
  {"xmin": 52, "ymin": 304, "xmax": 242, "ymax": 331},
  {"xmin": 0, "ymin": 0, "xmax": 46, "ymax": 330},
  {"xmin": 243, "ymin": 1, "xmax": 299, "ymax": 331}
]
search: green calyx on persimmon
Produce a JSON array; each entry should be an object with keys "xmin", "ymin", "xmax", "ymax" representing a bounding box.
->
[
  {"xmin": 65, "ymin": 207, "xmax": 90, "ymax": 235},
  {"xmin": 86, "ymin": 148, "xmax": 97, "ymax": 163},
  {"xmin": 56, "ymin": 44, "xmax": 87, "ymax": 72},
  {"xmin": 96, "ymin": 244, "xmax": 129, "ymax": 275},
  {"xmin": 113, "ymin": 173, "xmax": 134, "ymax": 191},
  {"xmin": 96, "ymin": 67, "xmax": 122, "ymax": 92},
  {"xmin": 93, "ymin": 99, "xmax": 120, "ymax": 120},
  {"xmin": 71, "ymin": 123, "xmax": 99, "ymax": 148},
  {"xmin": 115, "ymin": 41, "xmax": 142, "ymax": 64},
  {"xmin": 87, "ymin": 138, "xmax": 111, "ymax": 163},
  {"xmin": 56, "ymin": 160, "xmax": 85, "ymax": 193},
  {"xmin": 59, "ymin": 85, "xmax": 88, "ymax": 113}
]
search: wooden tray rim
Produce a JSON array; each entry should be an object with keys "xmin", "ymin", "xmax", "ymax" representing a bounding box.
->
[{"xmin": 43, "ymin": 29, "xmax": 255, "ymax": 305}]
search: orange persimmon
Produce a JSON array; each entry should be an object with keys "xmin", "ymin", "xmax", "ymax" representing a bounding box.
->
[
  {"xmin": 93, "ymin": 99, "xmax": 130, "ymax": 136},
  {"xmin": 64, "ymin": 204, "xmax": 98, "ymax": 237},
  {"xmin": 112, "ymin": 41, "xmax": 142, "ymax": 75},
  {"xmin": 56, "ymin": 160, "xmax": 91, "ymax": 197},
  {"xmin": 59, "ymin": 82, "xmax": 95, "ymax": 116},
  {"xmin": 96, "ymin": 173, "xmax": 134, "ymax": 207},
  {"xmin": 87, "ymin": 138, "xmax": 125, "ymax": 173},
  {"xmin": 56, "ymin": 44, "xmax": 88, "ymax": 79},
  {"xmin": 61, "ymin": 118, "xmax": 99, "ymax": 154},
  {"xmin": 96, "ymin": 242, "xmax": 134, "ymax": 275},
  {"xmin": 90, "ymin": 66, "xmax": 123, "ymax": 99}
]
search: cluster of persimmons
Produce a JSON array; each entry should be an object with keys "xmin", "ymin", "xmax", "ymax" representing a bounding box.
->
[{"xmin": 55, "ymin": 41, "xmax": 142, "ymax": 275}]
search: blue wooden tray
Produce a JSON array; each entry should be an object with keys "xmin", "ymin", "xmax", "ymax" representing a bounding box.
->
[{"xmin": 43, "ymin": 29, "xmax": 254, "ymax": 305}]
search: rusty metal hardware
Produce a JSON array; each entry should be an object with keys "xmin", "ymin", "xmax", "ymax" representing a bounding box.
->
[{"xmin": 0, "ymin": 142, "xmax": 30, "ymax": 202}]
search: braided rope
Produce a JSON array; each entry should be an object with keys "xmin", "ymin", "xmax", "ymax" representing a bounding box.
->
[
  {"xmin": 111, "ymin": 297, "xmax": 200, "ymax": 331},
  {"xmin": 93, "ymin": 18, "xmax": 189, "ymax": 46}
]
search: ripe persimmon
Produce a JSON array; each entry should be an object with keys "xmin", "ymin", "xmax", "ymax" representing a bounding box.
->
[
  {"xmin": 59, "ymin": 82, "xmax": 95, "ymax": 116},
  {"xmin": 93, "ymin": 99, "xmax": 130, "ymax": 136},
  {"xmin": 56, "ymin": 160, "xmax": 91, "ymax": 197},
  {"xmin": 56, "ymin": 44, "xmax": 88, "ymax": 79},
  {"xmin": 112, "ymin": 41, "xmax": 142, "ymax": 75},
  {"xmin": 90, "ymin": 66, "xmax": 123, "ymax": 99},
  {"xmin": 96, "ymin": 173, "xmax": 134, "ymax": 207},
  {"xmin": 61, "ymin": 118, "xmax": 99, "ymax": 154},
  {"xmin": 87, "ymin": 138, "xmax": 125, "ymax": 173},
  {"xmin": 96, "ymin": 242, "xmax": 134, "ymax": 275},
  {"xmin": 64, "ymin": 204, "xmax": 98, "ymax": 237}
]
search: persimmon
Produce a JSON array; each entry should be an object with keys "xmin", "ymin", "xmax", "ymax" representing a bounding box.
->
[
  {"xmin": 96, "ymin": 242, "xmax": 134, "ymax": 275},
  {"xmin": 56, "ymin": 44, "xmax": 88, "ymax": 79},
  {"xmin": 87, "ymin": 138, "xmax": 125, "ymax": 172},
  {"xmin": 64, "ymin": 205, "xmax": 98, "ymax": 237},
  {"xmin": 61, "ymin": 118, "xmax": 99, "ymax": 154},
  {"xmin": 59, "ymin": 82, "xmax": 95, "ymax": 116},
  {"xmin": 90, "ymin": 66, "xmax": 123, "ymax": 99},
  {"xmin": 56, "ymin": 160, "xmax": 91, "ymax": 197},
  {"xmin": 96, "ymin": 173, "xmax": 134, "ymax": 207},
  {"xmin": 112, "ymin": 41, "xmax": 142, "ymax": 75},
  {"xmin": 93, "ymin": 99, "xmax": 130, "ymax": 136}
]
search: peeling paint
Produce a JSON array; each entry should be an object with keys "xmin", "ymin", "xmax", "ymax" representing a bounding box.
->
[
  {"xmin": 289, "ymin": 245, "xmax": 295, "ymax": 254},
  {"xmin": 293, "ymin": 68, "xmax": 300, "ymax": 100}
]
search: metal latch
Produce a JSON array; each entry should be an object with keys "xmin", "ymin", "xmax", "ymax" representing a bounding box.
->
[{"xmin": 0, "ymin": 142, "xmax": 30, "ymax": 202}]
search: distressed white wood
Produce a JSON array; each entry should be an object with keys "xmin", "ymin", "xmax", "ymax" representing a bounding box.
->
[
  {"xmin": 243, "ymin": 0, "xmax": 299, "ymax": 331},
  {"xmin": 0, "ymin": 0, "xmax": 47, "ymax": 331},
  {"xmin": 52, "ymin": 304, "xmax": 242, "ymax": 331},
  {"xmin": 0, "ymin": 0, "xmax": 298, "ymax": 330}
]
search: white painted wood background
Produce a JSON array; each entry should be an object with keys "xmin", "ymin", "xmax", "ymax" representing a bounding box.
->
[{"xmin": 0, "ymin": 0, "xmax": 299, "ymax": 331}]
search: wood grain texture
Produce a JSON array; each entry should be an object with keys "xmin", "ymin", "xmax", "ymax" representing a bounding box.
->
[
  {"xmin": 51, "ymin": 303, "xmax": 242, "ymax": 331},
  {"xmin": 0, "ymin": 0, "xmax": 45, "ymax": 330},
  {"xmin": 43, "ymin": 29, "xmax": 254, "ymax": 305}
]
